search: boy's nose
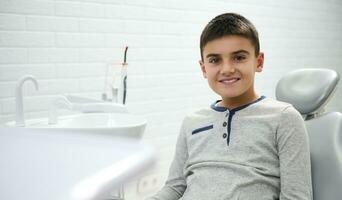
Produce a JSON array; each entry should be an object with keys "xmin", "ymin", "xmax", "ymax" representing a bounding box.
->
[{"xmin": 221, "ymin": 61, "xmax": 235, "ymax": 74}]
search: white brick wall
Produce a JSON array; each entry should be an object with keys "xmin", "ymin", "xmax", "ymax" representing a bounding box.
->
[{"xmin": 0, "ymin": 0, "xmax": 341, "ymax": 199}]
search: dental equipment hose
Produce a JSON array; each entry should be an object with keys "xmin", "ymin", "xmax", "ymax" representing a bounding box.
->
[{"xmin": 122, "ymin": 46, "xmax": 128, "ymax": 104}]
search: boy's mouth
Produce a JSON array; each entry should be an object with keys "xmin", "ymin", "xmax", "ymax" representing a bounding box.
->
[{"xmin": 219, "ymin": 78, "xmax": 240, "ymax": 84}]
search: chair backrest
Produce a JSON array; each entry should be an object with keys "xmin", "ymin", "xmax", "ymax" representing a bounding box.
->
[{"xmin": 276, "ymin": 68, "xmax": 342, "ymax": 200}]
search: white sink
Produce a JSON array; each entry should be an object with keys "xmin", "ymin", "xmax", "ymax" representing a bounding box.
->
[
  {"xmin": 0, "ymin": 128, "xmax": 155, "ymax": 200},
  {"xmin": 5, "ymin": 113, "xmax": 147, "ymax": 139}
]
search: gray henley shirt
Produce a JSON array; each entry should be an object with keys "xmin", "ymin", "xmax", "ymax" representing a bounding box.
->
[{"xmin": 147, "ymin": 96, "xmax": 312, "ymax": 200}]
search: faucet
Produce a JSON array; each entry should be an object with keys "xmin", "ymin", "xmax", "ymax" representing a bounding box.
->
[
  {"xmin": 48, "ymin": 95, "xmax": 128, "ymax": 125},
  {"xmin": 48, "ymin": 96, "xmax": 73, "ymax": 125},
  {"xmin": 15, "ymin": 75, "xmax": 39, "ymax": 127}
]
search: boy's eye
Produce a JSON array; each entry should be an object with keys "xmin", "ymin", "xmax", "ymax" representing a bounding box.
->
[
  {"xmin": 234, "ymin": 55, "xmax": 247, "ymax": 62},
  {"xmin": 208, "ymin": 57, "xmax": 220, "ymax": 64}
]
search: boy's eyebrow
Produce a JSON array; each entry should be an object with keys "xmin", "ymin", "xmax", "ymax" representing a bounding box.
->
[
  {"xmin": 205, "ymin": 50, "xmax": 250, "ymax": 58},
  {"xmin": 206, "ymin": 53, "xmax": 220, "ymax": 58},
  {"xmin": 231, "ymin": 50, "xmax": 250, "ymax": 55}
]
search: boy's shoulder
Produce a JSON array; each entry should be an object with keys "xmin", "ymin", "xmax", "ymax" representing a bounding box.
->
[
  {"xmin": 180, "ymin": 103, "xmax": 219, "ymax": 129},
  {"xmin": 182, "ymin": 106, "xmax": 215, "ymax": 125},
  {"xmin": 242, "ymin": 97, "xmax": 302, "ymax": 118},
  {"xmin": 257, "ymin": 96, "xmax": 294, "ymax": 112},
  {"xmin": 259, "ymin": 97, "xmax": 302, "ymax": 116}
]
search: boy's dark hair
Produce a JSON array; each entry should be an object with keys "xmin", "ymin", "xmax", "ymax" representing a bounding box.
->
[{"xmin": 200, "ymin": 13, "xmax": 260, "ymax": 60}]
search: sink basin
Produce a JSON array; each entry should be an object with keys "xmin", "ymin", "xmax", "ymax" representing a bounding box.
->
[
  {"xmin": 5, "ymin": 113, "xmax": 147, "ymax": 139},
  {"xmin": 0, "ymin": 128, "xmax": 155, "ymax": 200}
]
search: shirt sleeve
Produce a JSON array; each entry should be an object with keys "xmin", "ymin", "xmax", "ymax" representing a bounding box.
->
[
  {"xmin": 277, "ymin": 106, "xmax": 313, "ymax": 200},
  {"xmin": 146, "ymin": 119, "xmax": 189, "ymax": 200}
]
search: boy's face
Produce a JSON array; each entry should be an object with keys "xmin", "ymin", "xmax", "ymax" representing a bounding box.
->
[{"xmin": 199, "ymin": 35, "xmax": 264, "ymax": 103}]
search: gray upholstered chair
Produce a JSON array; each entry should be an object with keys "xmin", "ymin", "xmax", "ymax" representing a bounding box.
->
[{"xmin": 276, "ymin": 68, "xmax": 342, "ymax": 200}]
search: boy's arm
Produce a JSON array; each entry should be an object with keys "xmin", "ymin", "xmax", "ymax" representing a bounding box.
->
[
  {"xmin": 277, "ymin": 106, "xmax": 313, "ymax": 200},
  {"xmin": 146, "ymin": 120, "xmax": 188, "ymax": 200}
]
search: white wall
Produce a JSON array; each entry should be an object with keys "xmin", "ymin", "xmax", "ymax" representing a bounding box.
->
[{"xmin": 0, "ymin": 0, "xmax": 341, "ymax": 199}]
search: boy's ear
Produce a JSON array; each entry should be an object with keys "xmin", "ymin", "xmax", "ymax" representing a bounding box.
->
[
  {"xmin": 256, "ymin": 52, "xmax": 264, "ymax": 72},
  {"xmin": 199, "ymin": 60, "xmax": 207, "ymax": 78}
]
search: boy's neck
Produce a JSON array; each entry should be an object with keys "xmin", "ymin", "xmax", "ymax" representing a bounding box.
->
[{"xmin": 219, "ymin": 92, "xmax": 260, "ymax": 110}]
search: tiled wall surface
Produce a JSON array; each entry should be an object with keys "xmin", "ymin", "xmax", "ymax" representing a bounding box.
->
[{"xmin": 1, "ymin": 0, "xmax": 341, "ymax": 199}]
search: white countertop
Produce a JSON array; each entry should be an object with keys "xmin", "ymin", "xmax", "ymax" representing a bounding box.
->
[{"xmin": 0, "ymin": 128, "xmax": 155, "ymax": 200}]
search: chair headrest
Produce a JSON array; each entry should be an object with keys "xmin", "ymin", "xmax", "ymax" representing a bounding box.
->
[{"xmin": 276, "ymin": 68, "xmax": 340, "ymax": 115}]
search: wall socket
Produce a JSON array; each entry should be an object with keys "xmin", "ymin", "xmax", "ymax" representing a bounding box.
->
[{"xmin": 137, "ymin": 174, "xmax": 161, "ymax": 194}]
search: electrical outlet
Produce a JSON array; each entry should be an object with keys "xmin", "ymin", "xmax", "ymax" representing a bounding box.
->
[{"xmin": 137, "ymin": 174, "xmax": 160, "ymax": 194}]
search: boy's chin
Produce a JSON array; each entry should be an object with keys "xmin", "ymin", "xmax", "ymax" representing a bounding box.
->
[
  {"xmin": 221, "ymin": 95, "xmax": 242, "ymax": 100},
  {"xmin": 216, "ymin": 92, "xmax": 244, "ymax": 100}
]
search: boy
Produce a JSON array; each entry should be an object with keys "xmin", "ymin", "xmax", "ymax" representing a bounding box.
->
[{"xmin": 147, "ymin": 13, "xmax": 312, "ymax": 200}]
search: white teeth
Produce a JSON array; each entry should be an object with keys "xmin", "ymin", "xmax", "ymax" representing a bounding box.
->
[{"xmin": 221, "ymin": 78, "xmax": 238, "ymax": 83}]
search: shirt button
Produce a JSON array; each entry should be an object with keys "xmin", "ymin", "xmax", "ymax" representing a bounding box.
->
[
  {"xmin": 223, "ymin": 133, "xmax": 227, "ymax": 138},
  {"xmin": 223, "ymin": 122, "xmax": 227, "ymax": 127}
]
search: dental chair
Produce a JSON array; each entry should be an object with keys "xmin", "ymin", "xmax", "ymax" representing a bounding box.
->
[{"xmin": 276, "ymin": 68, "xmax": 342, "ymax": 200}]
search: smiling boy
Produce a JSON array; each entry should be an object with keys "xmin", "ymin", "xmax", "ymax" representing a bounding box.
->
[{"xmin": 147, "ymin": 13, "xmax": 312, "ymax": 200}]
